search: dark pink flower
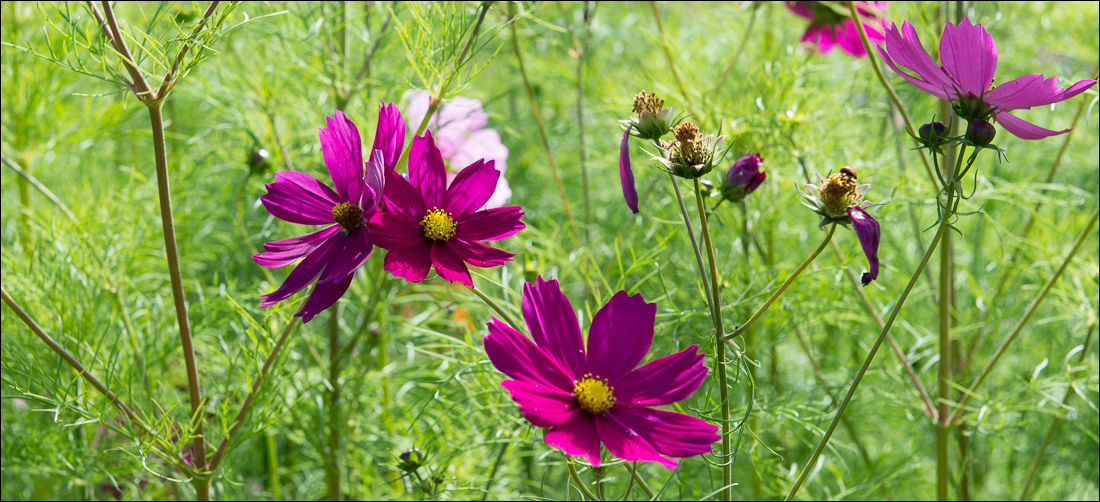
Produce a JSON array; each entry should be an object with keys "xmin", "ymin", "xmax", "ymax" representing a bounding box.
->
[
  {"xmin": 254, "ymin": 106, "xmax": 404, "ymax": 322},
  {"xmin": 484, "ymin": 277, "xmax": 719, "ymax": 468},
  {"xmin": 787, "ymin": 2, "xmax": 888, "ymax": 57},
  {"xmin": 367, "ymin": 131, "xmax": 524, "ymax": 288},
  {"xmin": 721, "ymin": 152, "xmax": 767, "ymax": 203},
  {"xmin": 876, "ymin": 19, "xmax": 1097, "ymax": 139}
]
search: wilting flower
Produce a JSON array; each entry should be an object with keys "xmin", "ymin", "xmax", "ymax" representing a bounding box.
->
[
  {"xmin": 720, "ymin": 152, "xmax": 767, "ymax": 203},
  {"xmin": 254, "ymin": 106, "xmax": 404, "ymax": 322},
  {"xmin": 653, "ymin": 122, "xmax": 726, "ymax": 180},
  {"xmin": 798, "ymin": 167, "xmax": 881, "ymax": 285},
  {"xmin": 787, "ymin": 1, "xmax": 888, "ymax": 57},
  {"xmin": 368, "ymin": 131, "xmax": 525, "ymax": 288},
  {"xmin": 484, "ymin": 277, "xmax": 719, "ymax": 468},
  {"xmin": 876, "ymin": 19, "xmax": 1097, "ymax": 140},
  {"xmin": 404, "ymin": 92, "xmax": 512, "ymax": 209},
  {"xmin": 617, "ymin": 91, "xmax": 679, "ymax": 214}
]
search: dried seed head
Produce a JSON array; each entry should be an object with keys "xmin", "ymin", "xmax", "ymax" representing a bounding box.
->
[{"xmin": 632, "ymin": 90, "xmax": 665, "ymax": 115}]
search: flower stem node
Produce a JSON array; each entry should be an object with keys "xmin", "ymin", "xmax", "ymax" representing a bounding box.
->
[
  {"xmin": 965, "ymin": 120, "xmax": 997, "ymax": 146},
  {"xmin": 573, "ymin": 374, "xmax": 616, "ymax": 413},
  {"xmin": 420, "ymin": 207, "xmax": 457, "ymax": 241}
]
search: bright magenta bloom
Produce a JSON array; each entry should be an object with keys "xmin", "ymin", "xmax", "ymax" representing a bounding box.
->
[
  {"xmin": 254, "ymin": 106, "xmax": 404, "ymax": 322},
  {"xmin": 876, "ymin": 19, "xmax": 1097, "ymax": 139},
  {"xmin": 484, "ymin": 277, "xmax": 719, "ymax": 468},
  {"xmin": 787, "ymin": 1, "xmax": 888, "ymax": 57},
  {"xmin": 367, "ymin": 131, "xmax": 524, "ymax": 288}
]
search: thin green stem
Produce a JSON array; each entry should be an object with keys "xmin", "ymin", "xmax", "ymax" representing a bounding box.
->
[
  {"xmin": 566, "ymin": 459, "xmax": 599, "ymax": 501},
  {"xmin": 1, "ymin": 154, "xmax": 76, "ymax": 222},
  {"xmin": 635, "ymin": 471, "xmax": 656, "ymax": 499},
  {"xmin": 622, "ymin": 462, "xmax": 638, "ymax": 501},
  {"xmin": 575, "ymin": 1, "xmax": 594, "ymax": 244},
  {"xmin": 669, "ymin": 174, "xmax": 715, "ymax": 320},
  {"xmin": 937, "ymin": 142, "xmax": 963, "ymax": 502},
  {"xmin": 693, "ymin": 179, "xmax": 731, "ymax": 502},
  {"xmin": 786, "ymin": 222, "xmax": 949, "ymax": 501},
  {"xmin": 327, "ymin": 307, "xmax": 343, "ymax": 501},
  {"xmin": 948, "ymin": 204, "xmax": 1100, "ymax": 425},
  {"xmin": 711, "ymin": 3, "xmax": 758, "ymax": 102},
  {"xmin": 266, "ymin": 432, "xmax": 281, "ymax": 500},
  {"xmin": 727, "ymin": 224, "xmax": 836, "ymax": 340},
  {"xmin": 480, "ymin": 443, "xmax": 509, "ymax": 500},
  {"xmin": 648, "ymin": 2, "xmax": 691, "ymax": 110},
  {"xmin": 468, "ymin": 284, "xmax": 521, "ymax": 331}
]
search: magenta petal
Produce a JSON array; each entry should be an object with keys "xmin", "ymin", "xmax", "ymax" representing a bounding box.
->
[
  {"xmin": 522, "ymin": 278, "xmax": 586, "ymax": 379},
  {"xmin": 318, "ymin": 227, "xmax": 373, "ymax": 284},
  {"xmin": 939, "ymin": 19, "xmax": 997, "ymax": 96},
  {"xmin": 815, "ymin": 26, "xmax": 836, "ymax": 53},
  {"xmin": 785, "ymin": 1, "xmax": 813, "ymax": 20},
  {"xmin": 847, "ymin": 206, "xmax": 881, "ymax": 285},
  {"xmin": 586, "ymin": 291, "xmax": 655, "ymax": 381},
  {"xmin": 484, "ymin": 317, "xmax": 576, "ymax": 390},
  {"xmin": 254, "ymin": 226, "xmax": 342, "ymax": 268},
  {"xmin": 835, "ymin": 21, "xmax": 867, "ymax": 57},
  {"xmin": 370, "ymin": 103, "xmax": 406, "ymax": 171},
  {"xmin": 545, "ymin": 413, "xmax": 602, "ymax": 467},
  {"xmin": 445, "ymin": 159, "xmax": 499, "ymax": 217},
  {"xmin": 895, "ymin": 21, "xmax": 958, "ymax": 91},
  {"xmin": 382, "ymin": 169, "xmax": 426, "ymax": 222},
  {"xmin": 595, "ymin": 412, "xmax": 673, "ymax": 468},
  {"xmin": 383, "ymin": 238, "xmax": 434, "ymax": 283},
  {"xmin": 454, "ymin": 206, "xmax": 525, "ymax": 242},
  {"xmin": 260, "ymin": 171, "xmax": 340, "ymax": 226},
  {"xmin": 620, "ymin": 128, "xmax": 639, "ymax": 214},
  {"xmin": 613, "ymin": 345, "xmax": 708, "ymax": 406},
  {"xmin": 409, "ymin": 130, "xmax": 447, "ymax": 209},
  {"xmin": 500, "ymin": 379, "xmax": 580, "ymax": 427},
  {"xmin": 363, "ymin": 151, "xmax": 386, "ymax": 211},
  {"xmin": 994, "ymin": 111, "xmax": 1070, "ymax": 140},
  {"xmin": 430, "ymin": 241, "xmax": 473, "ymax": 287},
  {"xmin": 319, "ymin": 110, "xmax": 365, "ymax": 205},
  {"xmin": 448, "ymin": 238, "xmax": 515, "ymax": 268},
  {"xmin": 611, "ymin": 407, "xmax": 719, "ymax": 459},
  {"xmin": 297, "ymin": 270, "xmax": 355, "ymax": 323},
  {"xmin": 366, "ymin": 212, "xmax": 424, "ymax": 250},
  {"xmin": 745, "ymin": 171, "xmax": 767, "ymax": 195},
  {"xmin": 259, "ymin": 234, "xmax": 341, "ymax": 307},
  {"xmin": 875, "ymin": 43, "xmax": 952, "ymax": 100}
]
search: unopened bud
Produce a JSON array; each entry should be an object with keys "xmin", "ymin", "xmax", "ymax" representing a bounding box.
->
[
  {"xmin": 248, "ymin": 148, "xmax": 272, "ymax": 175},
  {"xmin": 918, "ymin": 121, "xmax": 947, "ymax": 142},
  {"xmin": 965, "ymin": 120, "xmax": 996, "ymax": 146}
]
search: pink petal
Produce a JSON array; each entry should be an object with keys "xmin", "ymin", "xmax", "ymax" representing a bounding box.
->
[
  {"xmin": 484, "ymin": 317, "xmax": 576, "ymax": 390},
  {"xmin": 363, "ymin": 152, "xmax": 385, "ymax": 211},
  {"xmin": 875, "ymin": 43, "xmax": 952, "ymax": 100},
  {"xmin": 848, "ymin": 206, "xmax": 880, "ymax": 285},
  {"xmin": 522, "ymin": 277, "xmax": 586, "ymax": 379},
  {"xmin": 785, "ymin": 1, "xmax": 814, "ymax": 20},
  {"xmin": 259, "ymin": 234, "xmax": 341, "ymax": 307},
  {"xmin": 383, "ymin": 238, "xmax": 434, "ymax": 283},
  {"xmin": 613, "ymin": 345, "xmax": 708, "ymax": 406},
  {"xmin": 445, "ymin": 159, "xmax": 499, "ymax": 217},
  {"xmin": 408, "ymin": 130, "xmax": 447, "ymax": 209},
  {"xmin": 430, "ymin": 241, "xmax": 473, "ymax": 287},
  {"xmin": 815, "ymin": 26, "xmax": 836, "ymax": 53},
  {"xmin": 381, "ymin": 170, "xmax": 426, "ymax": 223},
  {"xmin": 369, "ymin": 103, "xmax": 406, "ymax": 172},
  {"xmin": 994, "ymin": 110, "xmax": 1070, "ymax": 140},
  {"xmin": 500, "ymin": 379, "xmax": 580, "ymax": 428},
  {"xmin": 297, "ymin": 270, "xmax": 355, "ymax": 323},
  {"xmin": 610, "ymin": 406, "xmax": 719, "ymax": 459},
  {"xmin": 586, "ymin": 291, "xmax": 655, "ymax": 381},
  {"xmin": 454, "ymin": 206, "xmax": 525, "ymax": 242},
  {"xmin": 260, "ymin": 171, "xmax": 340, "ymax": 226},
  {"xmin": 545, "ymin": 413, "xmax": 602, "ymax": 466},
  {"xmin": 620, "ymin": 128, "xmax": 639, "ymax": 214},
  {"xmin": 447, "ymin": 129, "xmax": 509, "ymax": 179},
  {"xmin": 448, "ymin": 238, "xmax": 515, "ymax": 268},
  {"xmin": 835, "ymin": 20, "xmax": 869, "ymax": 57},
  {"xmin": 595, "ymin": 411, "xmax": 674, "ymax": 468},
  {"xmin": 879, "ymin": 21, "xmax": 956, "ymax": 96},
  {"xmin": 253, "ymin": 226, "xmax": 342, "ymax": 268},
  {"xmin": 365, "ymin": 212, "xmax": 423, "ymax": 250},
  {"xmin": 939, "ymin": 19, "xmax": 997, "ymax": 97},
  {"xmin": 318, "ymin": 227, "xmax": 373, "ymax": 284},
  {"xmin": 319, "ymin": 110, "xmax": 366, "ymax": 206}
]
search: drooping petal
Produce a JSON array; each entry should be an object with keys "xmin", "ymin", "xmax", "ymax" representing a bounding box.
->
[
  {"xmin": 253, "ymin": 226, "xmax": 342, "ymax": 268},
  {"xmin": 318, "ymin": 227, "xmax": 373, "ymax": 284},
  {"xmin": 484, "ymin": 317, "xmax": 576, "ymax": 390},
  {"xmin": 939, "ymin": 19, "xmax": 997, "ymax": 97},
  {"xmin": 500, "ymin": 379, "xmax": 580, "ymax": 428},
  {"xmin": 875, "ymin": 43, "xmax": 952, "ymax": 100},
  {"xmin": 430, "ymin": 241, "xmax": 473, "ymax": 287},
  {"xmin": 260, "ymin": 171, "xmax": 340, "ymax": 226},
  {"xmin": 363, "ymin": 150, "xmax": 386, "ymax": 211},
  {"xmin": 620, "ymin": 127, "xmax": 639, "ymax": 214},
  {"xmin": 297, "ymin": 269, "xmax": 356, "ymax": 323},
  {"xmin": 383, "ymin": 238, "xmax": 434, "ymax": 283},
  {"xmin": 544, "ymin": 413, "xmax": 602, "ymax": 467},
  {"xmin": 613, "ymin": 345, "xmax": 707, "ymax": 406},
  {"xmin": 847, "ymin": 206, "xmax": 881, "ymax": 285},
  {"xmin": 319, "ymin": 110, "xmax": 365, "ymax": 205},
  {"xmin": 445, "ymin": 159, "xmax": 499, "ymax": 217},
  {"xmin": 611, "ymin": 406, "xmax": 719, "ymax": 459},
  {"xmin": 877, "ymin": 21, "xmax": 956, "ymax": 97},
  {"xmin": 448, "ymin": 238, "xmax": 515, "ymax": 268},
  {"xmin": 522, "ymin": 277, "xmax": 587, "ymax": 379},
  {"xmin": 365, "ymin": 212, "xmax": 424, "ymax": 250},
  {"xmin": 408, "ymin": 130, "xmax": 447, "ymax": 209},
  {"xmin": 585, "ymin": 290, "xmax": 656, "ymax": 382},
  {"xmin": 370, "ymin": 103, "xmax": 406, "ymax": 171},
  {"xmin": 595, "ymin": 412, "xmax": 674, "ymax": 468},
  {"xmin": 994, "ymin": 110, "xmax": 1071, "ymax": 140},
  {"xmin": 259, "ymin": 234, "xmax": 341, "ymax": 307},
  {"xmin": 454, "ymin": 206, "xmax": 525, "ymax": 242}
]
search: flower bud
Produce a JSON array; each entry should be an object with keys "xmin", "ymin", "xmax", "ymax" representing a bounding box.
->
[
  {"xmin": 966, "ymin": 120, "xmax": 996, "ymax": 146},
  {"xmin": 720, "ymin": 152, "xmax": 766, "ymax": 202},
  {"xmin": 398, "ymin": 448, "xmax": 423, "ymax": 471},
  {"xmin": 248, "ymin": 148, "xmax": 271, "ymax": 175},
  {"xmin": 699, "ymin": 179, "xmax": 716, "ymax": 197},
  {"xmin": 918, "ymin": 121, "xmax": 947, "ymax": 142}
]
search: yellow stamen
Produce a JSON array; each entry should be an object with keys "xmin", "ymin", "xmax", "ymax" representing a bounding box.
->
[
  {"xmin": 573, "ymin": 373, "xmax": 616, "ymax": 414},
  {"xmin": 420, "ymin": 207, "xmax": 456, "ymax": 241}
]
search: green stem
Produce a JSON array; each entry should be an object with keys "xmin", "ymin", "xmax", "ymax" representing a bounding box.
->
[
  {"xmin": 468, "ymin": 284, "xmax": 522, "ymax": 331},
  {"xmin": 622, "ymin": 462, "xmax": 638, "ymax": 501},
  {"xmin": 785, "ymin": 221, "xmax": 950, "ymax": 501},
  {"xmin": 693, "ymin": 179, "xmax": 731, "ymax": 502},
  {"xmin": 711, "ymin": 3, "xmax": 758, "ymax": 102},
  {"xmin": 266, "ymin": 432, "xmax": 281, "ymax": 500},
  {"xmin": 327, "ymin": 307, "xmax": 343, "ymax": 501},
  {"xmin": 669, "ymin": 174, "xmax": 715, "ymax": 319},
  {"xmin": 648, "ymin": 1, "xmax": 691, "ymax": 111},
  {"xmin": 575, "ymin": 1, "xmax": 593, "ymax": 244},
  {"xmin": 480, "ymin": 443, "xmax": 509, "ymax": 501},
  {"xmin": 726, "ymin": 223, "xmax": 836, "ymax": 340},
  {"xmin": 937, "ymin": 139, "xmax": 964, "ymax": 502},
  {"xmin": 566, "ymin": 459, "xmax": 599, "ymax": 501}
]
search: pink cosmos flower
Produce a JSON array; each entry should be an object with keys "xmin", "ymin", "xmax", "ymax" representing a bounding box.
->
[
  {"xmin": 876, "ymin": 19, "xmax": 1097, "ymax": 139},
  {"xmin": 484, "ymin": 277, "xmax": 720, "ymax": 468},
  {"xmin": 253, "ymin": 106, "xmax": 405, "ymax": 322},
  {"xmin": 404, "ymin": 92, "xmax": 512, "ymax": 209},
  {"xmin": 787, "ymin": 1, "xmax": 888, "ymax": 57},
  {"xmin": 367, "ymin": 130, "xmax": 524, "ymax": 288}
]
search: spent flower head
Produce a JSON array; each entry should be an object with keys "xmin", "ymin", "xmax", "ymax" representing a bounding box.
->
[
  {"xmin": 798, "ymin": 167, "xmax": 882, "ymax": 285},
  {"xmin": 654, "ymin": 122, "xmax": 726, "ymax": 179},
  {"xmin": 620, "ymin": 90, "xmax": 678, "ymax": 141}
]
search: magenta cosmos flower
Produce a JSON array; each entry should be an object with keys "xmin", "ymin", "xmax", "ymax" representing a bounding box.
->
[
  {"xmin": 876, "ymin": 19, "xmax": 1097, "ymax": 139},
  {"xmin": 253, "ymin": 106, "xmax": 404, "ymax": 322},
  {"xmin": 787, "ymin": 1, "xmax": 888, "ymax": 57},
  {"xmin": 484, "ymin": 277, "xmax": 719, "ymax": 468},
  {"xmin": 367, "ymin": 130, "xmax": 524, "ymax": 288},
  {"xmin": 404, "ymin": 92, "xmax": 512, "ymax": 209}
]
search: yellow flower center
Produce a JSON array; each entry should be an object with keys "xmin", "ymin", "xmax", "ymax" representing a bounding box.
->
[
  {"xmin": 819, "ymin": 170, "xmax": 862, "ymax": 217},
  {"xmin": 420, "ymin": 207, "xmax": 456, "ymax": 241},
  {"xmin": 573, "ymin": 374, "xmax": 616, "ymax": 414},
  {"xmin": 331, "ymin": 202, "xmax": 363, "ymax": 232}
]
